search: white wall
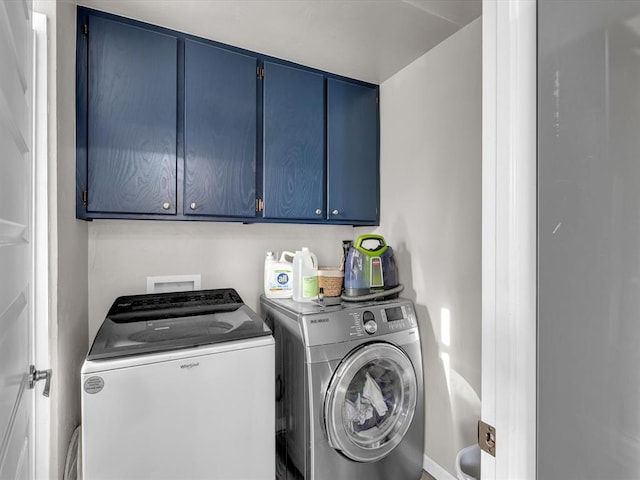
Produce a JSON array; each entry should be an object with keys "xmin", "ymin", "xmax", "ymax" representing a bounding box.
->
[
  {"xmin": 378, "ymin": 18, "xmax": 482, "ymax": 475},
  {"xmin": 88, "ymin": 221, "xmax": 357, "ymax": 338}
]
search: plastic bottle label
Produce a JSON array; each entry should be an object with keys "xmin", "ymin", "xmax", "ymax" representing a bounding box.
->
[
  {"xmin": 265, "ymin": 261, "xmax": 293, "ymax": 298},
  {"xmin": 302, "ymin": 275, "xmax": 318, "ymax": 298},
  {"xmin": 268, "ymin": 270, "xmax": 292, "ymax": 290}
]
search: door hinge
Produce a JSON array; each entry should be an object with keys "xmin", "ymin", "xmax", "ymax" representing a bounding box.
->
[
  {"xmin": 255, "ymin": 198, "xmax": 264, "ymax": 212},
  {"xmin": 478, "ymin": 420, "xmax": 496, "ymax": 457},
  {"xmin": 82, "ymin": 189, "xmax": 88, "ymax": 207},
  {"xmin": 257, "ymin": 66, "xmax": 264, "ymax": 80},
  {"xmin": 83, "ymin": 23, "xmax": 88, "ymax": 37},
  {"xmin": 29, "ymin": 365, "xmax": 52, "ymax": 398}
]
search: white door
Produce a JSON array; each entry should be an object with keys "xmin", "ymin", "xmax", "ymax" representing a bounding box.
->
[
  {"xmin": 0, "ymin": 1, "xmax": 36, "ymax": 479},
  {"xmin": 537, "ymin": 1, "xmax": 640, "ymax": 478}
]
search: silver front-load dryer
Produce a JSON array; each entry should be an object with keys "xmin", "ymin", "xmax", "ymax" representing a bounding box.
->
[{"xmin": 260, "ymin": 296, "xmax": 424, "ymax": 480}]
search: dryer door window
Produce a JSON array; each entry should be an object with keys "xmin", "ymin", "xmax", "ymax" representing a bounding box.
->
[{"xmin": 324, "ymin": 342, "xmax": 417, "ymax": 462}]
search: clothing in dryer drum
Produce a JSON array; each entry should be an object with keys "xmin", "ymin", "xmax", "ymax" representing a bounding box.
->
[{"xmin": 324, "ymin": 342, "xmax": 418, "ymax": 462}]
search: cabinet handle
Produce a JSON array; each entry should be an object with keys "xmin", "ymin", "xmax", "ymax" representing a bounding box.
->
[
  {"xmin": 162, "ymin": 202, "xmax": 171, "ymax": 210},
  {"xmin": 315, "ymin": 209, "xmax": 322, "ymax": 215},
  {"xmin": 190, "ymin": 202, "xmax": 198, "ymax": 210},
  {"xmin": 332, "ymin": 209, "xmax": 339, "ymax": 215}
]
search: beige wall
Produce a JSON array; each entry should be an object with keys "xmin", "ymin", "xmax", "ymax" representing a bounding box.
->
[
  {"xmin": 55, "ymin": 0, "xmax": 90, "ymax": 474},
  {"xmin": 88, "ymin": 221, "xmax": 357, "ymax": 338},
  {"xmin": 43, "ymin": 2, "xmax": 480, "ymax": 476},
  {"xmin": 378, "ymin": 18, "xmax": 482, "ymax": 475},
  {"xmin": 83, "ymin": 16, "xmax": 482, "ymax": 479},
  {"xmin": 55, "ymin": 1, "xmax": 89, "ymax": 477}
]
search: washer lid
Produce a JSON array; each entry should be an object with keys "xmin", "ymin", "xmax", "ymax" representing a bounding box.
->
[
  {"xmin": 324, "ymin": 342, "xmax": 418, "ymax": 462},
  {"xmin": 88, "ymin": 289, "xmax": 271, "ymax": 360}
]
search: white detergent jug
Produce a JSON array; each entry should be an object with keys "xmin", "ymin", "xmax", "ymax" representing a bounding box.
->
[
  {"xmin": 264, "ymin": 251, "xmax": 294, "ymax": 299},
  {"xmin": 292, "ymin": 248, "xmax": 318, "ymax": 302}
]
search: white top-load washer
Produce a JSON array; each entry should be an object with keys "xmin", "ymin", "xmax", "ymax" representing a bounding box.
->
[{"xmin": 81, "ymin": 288, "xmax": 274, "ymax": 480}]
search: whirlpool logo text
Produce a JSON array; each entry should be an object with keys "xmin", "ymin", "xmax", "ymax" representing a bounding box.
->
[{"xmin": 180, "ymin": 362, "xmax": 200, "ymax": 370}]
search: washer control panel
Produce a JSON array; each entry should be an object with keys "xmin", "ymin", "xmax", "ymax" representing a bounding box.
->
[{"xmin": 301, "ymin": 299, "xmax": 417, "ymax": 346}]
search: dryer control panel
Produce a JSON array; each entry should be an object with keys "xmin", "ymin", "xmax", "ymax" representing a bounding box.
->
[{"xmin": 300, "ymin": 299, "xmax": 417, "ymax": 346}]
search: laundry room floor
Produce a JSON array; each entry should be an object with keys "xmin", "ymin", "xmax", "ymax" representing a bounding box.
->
[{"xmin": 421, "ymin": 470, "xmax": 436, "ymax": 480}]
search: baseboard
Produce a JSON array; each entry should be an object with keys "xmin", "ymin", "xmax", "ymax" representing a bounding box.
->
[{"xmin": 423, "ymin": 453, "xmax": 457, "ymax": 480}]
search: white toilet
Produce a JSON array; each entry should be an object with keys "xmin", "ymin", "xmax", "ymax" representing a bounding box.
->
[{"xmin": 455, "ymin": 444, "xmax": 481, "ymax": 480}]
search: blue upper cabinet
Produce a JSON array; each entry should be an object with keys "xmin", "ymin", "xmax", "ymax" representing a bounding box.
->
[
  {"xmin": 85, "ymin": 15, "xmax": 178, "ymax": 215},
  {"xmin": 263, "ymin": 62, "xmax": 325, "ymax": 220},
  {"xmin": 76, "ymin": 7, "xmax": 379, "ymax": 225},
  {"xmin": 327, "ymin": 79, "xmax": 379, "ymax": 224},
  {"xmin": 184, "ymin": 40, "xmax": 257, "ymax": 218}
]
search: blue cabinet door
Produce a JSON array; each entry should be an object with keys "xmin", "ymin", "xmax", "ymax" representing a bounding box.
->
[
  {"xmin": 327, "ymin": 79, "xmax": 379, "ymax": 224},
  {"xmin": 87, "ymin": 16, "xmax": 178, "ymax": 215},
  {"xmin": 263, "ymin": 62, "xmax": 325, "ymax": 220},
  {"xmin": 184, "ymin": 40, "xmax": 258, "ymax": 218}
]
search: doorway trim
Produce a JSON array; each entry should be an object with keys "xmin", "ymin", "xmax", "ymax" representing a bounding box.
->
[
  {"xmin": 32, "ymin": 11, "xmax": 50, "ymax": 480},
  {"xmin": 481, "ymin": 1, "xmax": 536, "ymax": 478}
]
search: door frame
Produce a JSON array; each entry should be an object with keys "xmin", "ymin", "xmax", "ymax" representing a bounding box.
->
[
  {"xmin": 481, "ymin": 1, "xmax": 537, "ymax": 479},
  {"xmin": 32, "ymin": 11, "xmax": 50, "ymax": 480}
]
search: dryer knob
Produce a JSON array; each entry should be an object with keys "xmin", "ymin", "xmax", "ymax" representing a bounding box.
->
[{"xmin": 364, "ymin": 319, "xmax": 378, "ymax": 335}]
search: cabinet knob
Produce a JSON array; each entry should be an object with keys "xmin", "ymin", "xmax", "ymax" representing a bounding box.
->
[
  {"xmin": 315, "ymin": 209, "xmax": 322, "ymax": 215},
  {"xmin": 162, "ymin": 202, "xmax": 171, "ymax": 210},
  {"xmin": 190, "ymin": 202, "xmax": 198, "ymax": 210},
  {"xmin": 332, "ymin": 209, "xmax": 339, "ymax": 215}
]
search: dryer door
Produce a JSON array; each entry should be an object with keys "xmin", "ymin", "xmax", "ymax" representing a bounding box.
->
[{"xmin": 324, "ymin": 342, "xmax": 418, "ymax": 462}]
